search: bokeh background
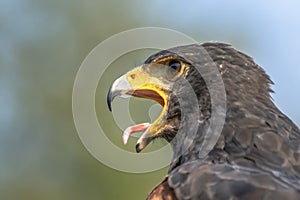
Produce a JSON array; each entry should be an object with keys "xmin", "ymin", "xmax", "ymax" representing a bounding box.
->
[{"xmin": 1, "ymin": 1, "xmax": 300, "ymax": 199}]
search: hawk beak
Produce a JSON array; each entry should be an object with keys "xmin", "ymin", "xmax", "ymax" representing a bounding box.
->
[
  {"xmin": 107, "ymin": 74, "xmax": 132, "ymax": 111},
  {"xmin": 136, "ymin": 131, "xmax": 152, "ymax": 153},
  {"xmin": 107, "ymin": 66, "xmax": 168, "ymax": 152},
  {"xmin": 107, "ymin": 73, "xmax": 155, "ymax": 153}
]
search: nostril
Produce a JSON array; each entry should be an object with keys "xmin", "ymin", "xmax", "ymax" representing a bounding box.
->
[{"xmin": 130, "ymin": 74, "xmax": 136, "ymax": 79}]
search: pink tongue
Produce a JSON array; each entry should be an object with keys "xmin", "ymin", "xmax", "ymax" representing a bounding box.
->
[{"xmin": 122, "ymin": 123, "xmax": 151, "ymax": 144}]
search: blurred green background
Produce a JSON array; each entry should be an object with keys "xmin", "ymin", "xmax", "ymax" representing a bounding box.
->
[{"xmin": 1, "ymin": 1, "xmax": 299, "ymax": 199}]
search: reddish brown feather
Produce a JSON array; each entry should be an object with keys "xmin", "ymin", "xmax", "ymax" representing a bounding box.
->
[{"xmin": 146, "ymin": 177, "xmax": 178, "ymax": 200}]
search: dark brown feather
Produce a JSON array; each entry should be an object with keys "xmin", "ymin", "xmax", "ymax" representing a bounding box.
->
[{"xmin": 146, "ymin": 43, "xmax": 300, "ymax": 199}]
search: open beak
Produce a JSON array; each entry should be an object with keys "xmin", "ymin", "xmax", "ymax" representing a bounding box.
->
[{"xmin": 107, "ymin": 66, "xmax": 168, "ymax": 152}]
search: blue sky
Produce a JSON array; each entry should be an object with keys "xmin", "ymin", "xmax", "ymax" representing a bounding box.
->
[{"xmin": 0, "ymin": 0, "xmax": 299, "ymax": 124}]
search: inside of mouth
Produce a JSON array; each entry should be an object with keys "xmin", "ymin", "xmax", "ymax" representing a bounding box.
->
[
  {"xmin": 122, "ymin": 123, "xmax": 151, "ymax": 144},
  {"xmin": 132, "ymin": 90, "xmax": 165, "ymax": 107},
  {"xmin": 122, "ymin": 90, "xmax": 165, "ymax": 146}
]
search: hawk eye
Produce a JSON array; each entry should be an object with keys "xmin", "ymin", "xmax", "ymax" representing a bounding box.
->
[
  {"xmin": 166, "ymin": 60, "xmax": 181, "ymax": 79},
  {"xmin": 168, "ymin": 60, "xmax": 181, "ymax": 72}
]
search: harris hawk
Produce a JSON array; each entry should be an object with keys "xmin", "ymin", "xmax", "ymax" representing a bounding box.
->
[{"xmin": 107, "ymin": 43, "xmax": 300, "ymax": 199}]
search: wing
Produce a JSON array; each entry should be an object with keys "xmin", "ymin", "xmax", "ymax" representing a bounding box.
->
[
  {"xmin": 166, "ymin": 106, "xmax": 300, "ymax": 200},
  {"xmin": 146, "ymin": 177, "xmax": 178, "ymax": 200},
  {"xmin": 168, "ymin": 161, "xmax": 300, "ymax": 200},
  {"xmin": 147, "ymin": 111, "xmax": 300, "ymax": 200}
]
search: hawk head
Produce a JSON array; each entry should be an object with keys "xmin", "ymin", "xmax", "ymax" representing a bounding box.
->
[
  {"xmin": 107, "ymin": 50, "xmax": 194, "ymax": 152},
  {"xmin": 107, "ymin": 43, "xmax": 273, "ymax": 154}
]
